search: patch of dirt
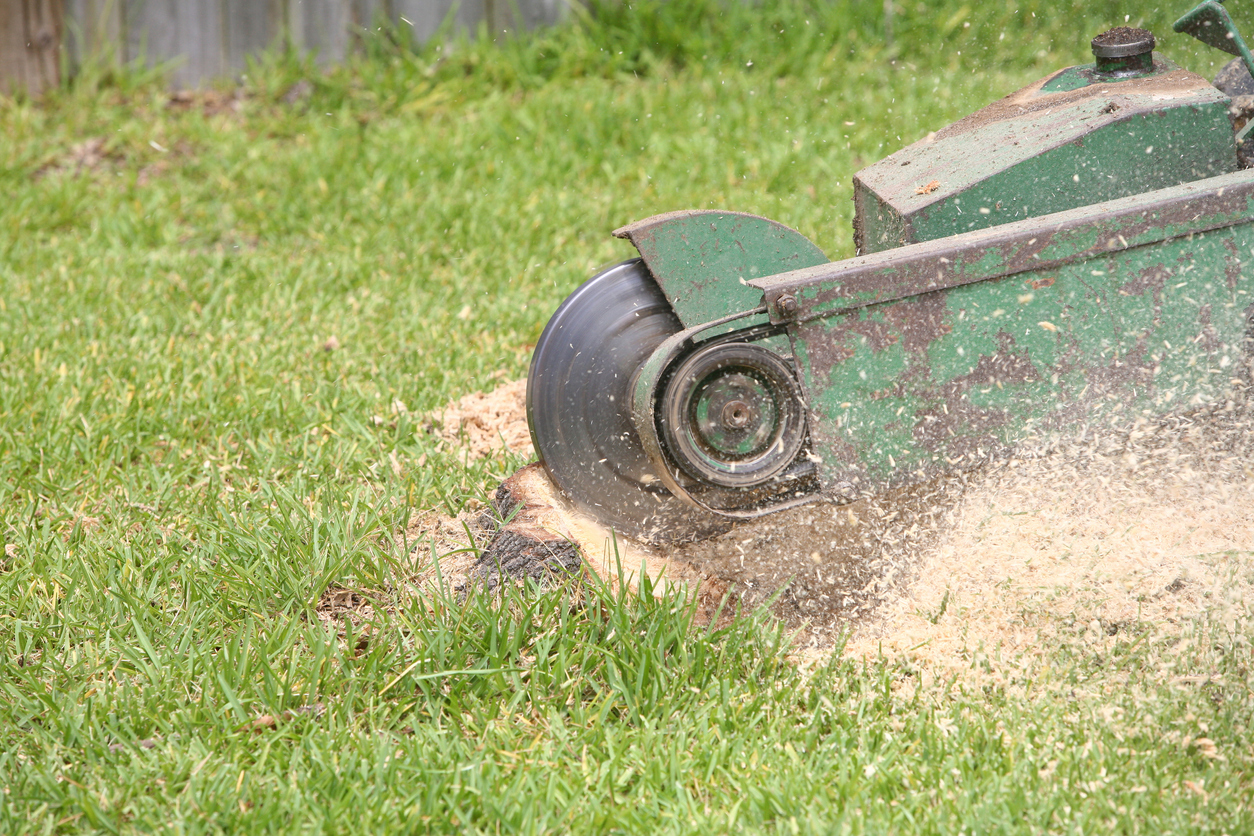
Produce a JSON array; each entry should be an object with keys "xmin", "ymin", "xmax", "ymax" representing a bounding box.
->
[
  {"xmin": 315, "ymin": 585, "xmax": 377, "ymax": 626},
  {"xmin": 34, "ymin": 135, "xmax": 197, "ymax": 186},
  {"xmin": 415, "ymin": 379, "xmax": 1254, "ymax": 682},
  {"xmin": 34, "ymin": 137, "xmax": 121, "ymax": 179},
  {"xmin": 167, "ymin": 88, "xmax": 247, "ymax": 117},
  {"xmin": 401, "ymin": 508, "xmax": 494, "ymax": 596}
]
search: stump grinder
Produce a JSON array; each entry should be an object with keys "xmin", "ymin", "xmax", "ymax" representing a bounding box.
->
[{"xmin": 525, "ymin": 1, "xmax": 1254, "ymax": 543}]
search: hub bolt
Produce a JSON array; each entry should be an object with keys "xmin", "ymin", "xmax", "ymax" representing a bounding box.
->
[{"xmin": 721, "ymin": 399, "xmax": 754, "ymax": 429}]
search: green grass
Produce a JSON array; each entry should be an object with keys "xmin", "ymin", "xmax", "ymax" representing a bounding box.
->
[{"xmin": 2, "ymin": 1, "xmax": 1253, "ymax": 832}]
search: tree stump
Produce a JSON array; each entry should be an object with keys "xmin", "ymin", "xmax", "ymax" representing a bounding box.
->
[{"xmin": 467, "ymin": 463, "xmax": 583, "ymax": 592}]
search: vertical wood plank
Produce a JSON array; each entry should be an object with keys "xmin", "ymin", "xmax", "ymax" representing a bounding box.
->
[
  {"xmin": 176, "ymin": 0, "xmax": 222, "ymax": 87},
  {"xmin": 125, "ymin": 0, "xmax": 177, "ymax": 77},
  {"xmin": 63, "ymin": 0, "xmax": 124, "ymax": 71},
  {"xmin": 224, "ymin": 0, "xmax": 280, "ymax": 74},
  {"xmin": 458, "ymin": 0, "xmax": 487, "ymax": 35},
  {"xmin": 0, "ymin": 0, "xmax": 62, "ymax": 95},
  {"xmin": 481, "ymin": 0, "xmax": 567, "ymax": 39},
  {"xmin": 391, "ymin": 0, "xmax": 464, "ymax": 47},
  {"xmin": 520, "ymin": 0, "xmax": 565, "ymax": 29},
  {"xmin": 350, "ymin": 0, "xmax": 390, "ymax": 39},
  {"xmin": 123, "ymin": 0, "xmax": 222, "ymax": 88},
  {"xmin": 288, "ymin": 0, "xmax": 351, "ymax": 65}
]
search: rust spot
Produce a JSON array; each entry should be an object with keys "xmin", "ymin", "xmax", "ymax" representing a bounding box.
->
[
  {"xmin": 1078, "ymin": 337, "xmax": 1156, "ymax": 404},
  {"xmin": 1223, "ymin": 237, "xmax": 1241, "ymax": 293},
  {"xmin": 791, "ymin": 318, "xmax": 856, "ymax": 387},
  {"xmin": 846, "ymin": 315, "xmax": 900, "ymax": 354},
  {"xmin": 891, "ymin": 291, "xmax": 953, "ymax": 354},
  {"xmin": 1119, "ymin": 262, "xmax": 1168, "ymax": 306},
  {"xmin": 956, "ymin": 332, "xmax": 1043, "ymax": 387},
  {"xmin": 1196, "ymin": 305, "xmax": 1223, "ymax": 354}
]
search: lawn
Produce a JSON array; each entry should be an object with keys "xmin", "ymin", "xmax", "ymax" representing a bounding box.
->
[{"xmin": 1, "ymin": 1, "xmax": 1252, "ymax": 832}]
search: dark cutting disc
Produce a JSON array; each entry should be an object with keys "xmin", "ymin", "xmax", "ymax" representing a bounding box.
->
[{"xmin": 527, "ymin": 259, "xmax": 725, "ymax": 543}]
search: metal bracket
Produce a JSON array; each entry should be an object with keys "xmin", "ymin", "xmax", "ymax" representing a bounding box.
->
[{"xmin": 1174, "ymin": 0, "xmax": 1254, "ymax": 81}]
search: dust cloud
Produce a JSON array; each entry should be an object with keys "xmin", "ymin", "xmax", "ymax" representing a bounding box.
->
[{"xmin": 411, "ymin": 380, "xmax": 1254, "ymax": 678}]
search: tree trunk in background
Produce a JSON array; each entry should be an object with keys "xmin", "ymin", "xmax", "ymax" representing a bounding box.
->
[{"xmin": 0, "ymin": 0, "xmax": 62, "ymax": 96}]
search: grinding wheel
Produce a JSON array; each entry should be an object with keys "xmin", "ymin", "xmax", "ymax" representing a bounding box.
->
[{"xmin": 526, "ymin": 259, "xmax": 726, "ymax": 543}]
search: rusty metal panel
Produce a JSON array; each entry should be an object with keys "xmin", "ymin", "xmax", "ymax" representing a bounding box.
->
[
  {"xmin": 754, "ymin": 170, "xmax": 1254, "ymax": 324},
  {"xmin": 853, "ymin": 63, "xmax": 1236, "ymax": 253},
  {"xmin": 786, "ymin": 212, "xmax": 1254, "ymax": 501}
]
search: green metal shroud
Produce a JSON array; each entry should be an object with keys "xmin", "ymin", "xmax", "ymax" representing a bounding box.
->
[
  {"xmin": 853, "ymin": 61, "xmax": 1237, "ymax": 254},
  {"xmin": 614, "ymin": 210, "xmax": 829, "ymax": 328}
]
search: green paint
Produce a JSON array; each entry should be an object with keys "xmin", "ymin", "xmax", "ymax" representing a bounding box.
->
[
  {"xmin": 1174, "ymin": 0, "xmax": 1254, "ymax": 79},
  {"xmin": 795, "ymin": 226, "xmax": 1253, "ymax": 496},
  {"xmin": 910, "ymin": 105, "xmax": 1235, "ymax": 244},
  {"xmin": 1039, "ymin": 66, "xmax": 1095, "ymax": 94},
  {"xmin": 755, "ymin": 170, "xmax": 1254, "ymax": 324},
  {"xmin": 616, "ymin": 211, "xmax": 828, "ymax": 327}
]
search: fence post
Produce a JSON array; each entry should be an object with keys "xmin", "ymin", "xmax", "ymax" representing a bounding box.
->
[{"xmin": 0, "ymin": 0, "xmax": 63, "ymax": 96}]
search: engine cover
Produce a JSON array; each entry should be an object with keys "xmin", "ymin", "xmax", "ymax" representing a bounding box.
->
[{"xmin": 853, "ymin": 55, "xmax": 1237, "ymax": 254}]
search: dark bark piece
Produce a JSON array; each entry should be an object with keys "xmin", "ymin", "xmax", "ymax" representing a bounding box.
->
[{"xmin": 467, "ymin": 463, "xmax": 583, "ymax": 592}]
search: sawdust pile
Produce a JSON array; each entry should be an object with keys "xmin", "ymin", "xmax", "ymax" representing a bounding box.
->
[
  {"xmin": 414, "ymin": 380, "xmax": 1254, "ymax": 679},
  {"xmin": 843, "ymin": 402, "xmax": 1254, "ymax": 682},
  {"xmin": 428, "ymin": 378, "xmax": 534, "ymax": 460}
]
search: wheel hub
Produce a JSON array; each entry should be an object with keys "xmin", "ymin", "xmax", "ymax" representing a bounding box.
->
[{"xmin": 660, "ymin": 342, "xmax": 807, "ymax": 489}]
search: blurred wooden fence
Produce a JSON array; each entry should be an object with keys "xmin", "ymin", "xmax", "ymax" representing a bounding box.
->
[{"xmin": 1, "ymin": 0, "xmax": 569, "ymax": 94}]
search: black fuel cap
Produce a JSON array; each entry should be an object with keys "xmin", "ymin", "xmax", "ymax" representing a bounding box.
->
[{"xmin": 1091, "ymin": 27, "xmax": 1156, "ymax": 77}]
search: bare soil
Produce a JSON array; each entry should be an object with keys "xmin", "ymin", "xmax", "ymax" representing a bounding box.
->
[{"xmin": 408, "ymin": 380, "xmax": 1254, "ymax": 681}]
